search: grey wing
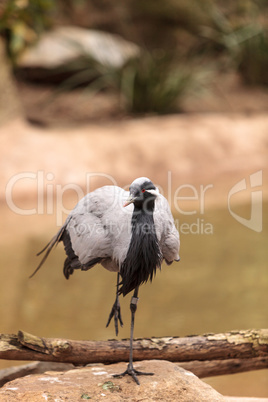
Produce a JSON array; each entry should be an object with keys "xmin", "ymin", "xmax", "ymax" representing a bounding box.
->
[
  {"xmin": 154, "ymin": 194, "xmax": 180, "ymax": 264},
  {"xmin": 33, "ymin": 185, "xmax": 133, "ymax": 278},
  {"xmin": 66, "ymin": 185, "xmax": 133, "ymax": 271}
]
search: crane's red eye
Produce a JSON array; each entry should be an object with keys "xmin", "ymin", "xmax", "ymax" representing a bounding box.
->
[{"xmin": 141, "ymin": 189, "xmax": 145, "ymax": 193}]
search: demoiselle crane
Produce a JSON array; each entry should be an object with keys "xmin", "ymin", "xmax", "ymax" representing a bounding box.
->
[{"xmin": 32, "ymin": 177, "xmax": 180, "ymax": 384}]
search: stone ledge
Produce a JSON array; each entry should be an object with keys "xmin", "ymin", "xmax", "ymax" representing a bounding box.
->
[{"xmin": 0, "ymin": 360, "xmax": 225, "ymax": 401}]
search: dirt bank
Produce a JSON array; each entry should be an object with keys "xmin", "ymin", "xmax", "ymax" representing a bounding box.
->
[
  {"xmin": 1, "ymin": 113, "xmax": 267, "ymax": 195},
  {"xmin": 1, "ymin": 113, "xmax": 267, "ymax": 240}
]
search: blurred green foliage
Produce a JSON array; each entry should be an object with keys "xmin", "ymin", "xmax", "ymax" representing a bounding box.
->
[
  {"xmin": 128, "ymin": 0, "xmax": 268, "ymax": 87},
  {"xmin": 119, "ymin": 52, "xmax": 196, "ymax": 114},
  {"xmin": 237, "ymin": 28, "xmax": 268, "ymax": 86},
  {"xmin": 52, "ymin": 50, "xmax": 203, "ymax": 115},
  {"xmin": 1, "ymin": 0, "xmax": 267, "ymax": 114},
  {"xmin": 0, "ymin": 0, "xmax": 55, "ymax": 60},
  {"xmin": 197, "ymin": 1, "xmax": 268, "ymax": 85}
]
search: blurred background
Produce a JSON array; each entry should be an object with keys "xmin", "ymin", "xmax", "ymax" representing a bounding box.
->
[{"xmin": 0, "ymin": 0, "xmax": 267, "ymax": 398}]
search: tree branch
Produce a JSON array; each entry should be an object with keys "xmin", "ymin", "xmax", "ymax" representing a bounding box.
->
[
  {"xmin": 0, "ymin": 329, "xmax": 267, "ymax": 378},
  {"xmin": 179, "ymin": 356, "xmax": 268, "ymax": 378}
]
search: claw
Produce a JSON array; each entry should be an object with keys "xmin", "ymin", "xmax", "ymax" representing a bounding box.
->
[
  {"xmin": 106, "ymin": 300, "xmax": 123, "ymax": 336},
  {"xmin": 113, "ymin": 363, "xmax": 154, "ymax": 385}
]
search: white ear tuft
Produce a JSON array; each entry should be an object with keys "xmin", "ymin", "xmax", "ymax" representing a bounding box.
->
[{"xmin": 146, "ymin": 189, "xmax": 159, "ymax": 197}]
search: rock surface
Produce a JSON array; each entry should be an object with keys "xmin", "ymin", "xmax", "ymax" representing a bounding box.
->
[
  {"xmin": 0, "ymin": 360, "xmax": 225, "ymax": 401},
  {"xmin": 18, "ymin": 26, "xmax": 139, "ymax": 69}
]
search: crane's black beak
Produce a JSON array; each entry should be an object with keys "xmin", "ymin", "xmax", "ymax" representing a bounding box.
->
[{"xmin": 123, "ymin": 194, "xmax": 137, "ymax": 207}]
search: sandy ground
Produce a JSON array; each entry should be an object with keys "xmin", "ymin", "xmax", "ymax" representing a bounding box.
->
[{"xmin": 1, "ymin": 113, "xmax": 267, "ymax": 191}]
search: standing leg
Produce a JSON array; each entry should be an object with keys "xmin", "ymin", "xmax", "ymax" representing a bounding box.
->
[
  {"xmin": 113, "ymin": 287, "xmax": 154, "ymax": 385},
  {"xmin": 106, "ymin": 272, "xmax": 123, "ymax": 336}
]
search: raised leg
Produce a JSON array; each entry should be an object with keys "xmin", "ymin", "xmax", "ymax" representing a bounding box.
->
[
  {"xmin": 106, "ymin": 273, "xmax": 123, "ymax": 336},
  {"xmin": 113, "ymin": 287, "xmax": 154, "ymax": 385}
]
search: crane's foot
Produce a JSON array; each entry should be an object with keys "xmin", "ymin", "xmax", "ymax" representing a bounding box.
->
[
  {"xmin": 113, "ymin": 363, "xmax": 154, "ymax": 385},
  {"xmin": 106, "ymin": 300, "xmax": 123, "ymax": 336}
]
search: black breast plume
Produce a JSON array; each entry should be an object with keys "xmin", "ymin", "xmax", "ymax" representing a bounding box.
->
[{"xmin": 119, "ymin": 208, "xmax": 162, "ymax": 296}]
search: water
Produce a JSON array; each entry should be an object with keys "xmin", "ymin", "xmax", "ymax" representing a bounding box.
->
[{"xmin": 0, "ymin": 202, "xmax": 267, "ymax": 397}]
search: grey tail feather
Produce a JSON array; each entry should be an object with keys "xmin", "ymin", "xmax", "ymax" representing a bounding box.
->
[{"xmin": 29, "ymin": 225, "xmax": 66, "ymax": 279}]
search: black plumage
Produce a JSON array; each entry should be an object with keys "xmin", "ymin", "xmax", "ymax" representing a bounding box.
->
[
  {"xmin": 119, "ymin": 201, "xmax": 162, "ymax": 296},
  {"xmin": 62, "ymin": 230, "xmax": 102, "ymax": 279}
]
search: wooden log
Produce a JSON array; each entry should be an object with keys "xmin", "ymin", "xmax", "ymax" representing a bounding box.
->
[
  {"xmin": 0, "ymin": 329, "xmax": 267, "ymax": 379},
  {"xmin": 179, "ymin": 356, "xmax": 268, "ymax": 378}
]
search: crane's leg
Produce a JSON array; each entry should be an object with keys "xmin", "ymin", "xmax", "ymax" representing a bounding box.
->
[
  {"xmin": 113, "ymin": 287, "xmax": 154, "ymax": 385},
  {"xmin": 106, "ymin": 272, "xmax": 123, "ymax": 336}
]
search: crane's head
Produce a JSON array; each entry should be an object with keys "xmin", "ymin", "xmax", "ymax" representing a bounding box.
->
[{"xmin": 124, "ymin": 177, "xmax": 159, "ymax": 209}]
